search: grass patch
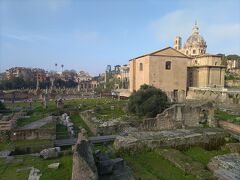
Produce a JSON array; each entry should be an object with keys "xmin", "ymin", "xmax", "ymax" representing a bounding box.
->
[
  {"xmin": 95, "ymin": 105, "xmax": 126, "ymax": 121},
  {"xmin": 0, "ymin": 154, "xmax": 72, "ymax": 180},
  {"xmin": 13, "ymin": 139, "xmax": 53, "ymax": 148},
  {"xmin": 0, "ymin": 140, "xmax": 53, "ymax": 154},
  {"xmin": 40, "ymin": 122, "xmax": 55, "ymax": 129},
  {"xmin": 0, "ymin": 142, "xmax": 14, "ymax": 151},
  {"xmin": 70, "ymin": 112, "xmax": 93, "ymax": 136},
  {"xmin": 122, "ymin": 151, "xmax": 196, "ymax": 180},
  {"xmin": 215, "ymin": 110, "xmax": 240, "ymax": 124},
  {"xmin": 16, "ymin": 102, "xmax": 57, "ymax": 127},
  {"xmin": 56, "ymin": 124, "xmax": 69, "ymax": 140},
  {"xmin": 183, "ymin": 147, "xmax": 230, "ymax": 166}
]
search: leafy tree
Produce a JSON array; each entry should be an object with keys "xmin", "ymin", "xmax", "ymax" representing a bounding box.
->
[{"xmin": 128, "ymin": 84, "xmax": 169, "ymax": 117}]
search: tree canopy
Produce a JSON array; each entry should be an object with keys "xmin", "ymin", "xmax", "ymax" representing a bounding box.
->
[{"xmin": 128, "ymin": 84, "xmax": 169, "ymax": 117}]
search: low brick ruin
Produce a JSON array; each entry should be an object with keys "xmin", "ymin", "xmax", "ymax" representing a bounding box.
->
[
  {"xmin": 80, "ymin": 110, "xmax": 132, "ymax": 135},
  {"xmin": 140, "ymin": 101, "xmax": 216, "ymax": 131},
  {"xmin": 10, "ymin": 116, "xmax": 56, "ymax": 141},
  {"xmin": 114, "ymin": 128, "xmax": 226, "ymax": 152}
]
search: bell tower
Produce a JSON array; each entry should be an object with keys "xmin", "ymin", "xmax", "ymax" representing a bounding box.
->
[{"xmin": 174, "ymin": 36, "xmax": 182, "ymax": 51}]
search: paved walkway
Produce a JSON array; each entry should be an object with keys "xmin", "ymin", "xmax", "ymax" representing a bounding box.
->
[{"xmin": 18, "ymin": 116, "xmax": 53, "ymax": 130}]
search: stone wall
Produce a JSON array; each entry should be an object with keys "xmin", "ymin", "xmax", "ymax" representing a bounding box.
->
[
  {"xmin": 225, "ymin": 80, "xmax": 240, "ymax": 88},
  {"xmin": 72, "ymin": 130, "xmax": 98, "ymax": 180},
  {"xmin": 114, "ymin": 128, "xmax": 226, "ymax": 152},
  {"xmin": 80, "ymin": 110, "xmax": 98, "ymax": 135},
  {"xmin": 187, "ymin": 88, "xmax": 240, "ymax": 105},
  {"xmin": 10, "ymin": 127, "xmax": 56, "ymax": 141},
  {"xmin": 140, "ymin": 101, "xmax": 215, "ymax": 131},
  {"xmin": 80, "ymin": 110, "xmax": 132, "ymax": 136}
]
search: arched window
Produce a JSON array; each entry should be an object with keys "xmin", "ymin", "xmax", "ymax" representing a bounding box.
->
[
  {"xmin": 139, "ymin": 63, "xmax": 143, "ymax": 71},
  {"xmin": 193, "ymin": 49, "xmax": 196, "ymax": 54},
  {"xmin": 186, "ymin": 50, "xmax": 188, "ymax": 55},
  {"xmin": 165, "ymin": 61, "xmax": 171, "ymax": 70}
]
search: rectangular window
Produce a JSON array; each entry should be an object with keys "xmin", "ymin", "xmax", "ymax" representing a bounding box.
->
[{"xmin": 165, "ymin": 61, "xmax": 171, "ymax": 70}]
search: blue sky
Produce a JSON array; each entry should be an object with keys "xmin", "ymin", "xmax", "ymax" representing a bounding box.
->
[{"xmin": 0, "ymin": 0, "xmax": 240, "ymax": 75}]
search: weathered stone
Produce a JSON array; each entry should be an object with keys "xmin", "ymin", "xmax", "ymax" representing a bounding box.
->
[
  {"xmin": 28, "ymin": 167, "xmax": 42, "ymax": 180},
  {"xmin": 48, "ymin": 162, "xmax": 60, "ymax": 169},
  {"xmin": 0, "ymin": 150, "xmax": 11, "ymax": 157},
  {"xmin": 72, "ymin": 131, "xmax": 98, "ymax": 180},
  {"xmin": 224, "ymin": 143, "xmax": 240, "ymax": 154},
  {"xmin": 114, "ymin": 128, "xmax": 226, "ymax": 152},
  {"xmin": 140, "ymin": 101, "xmax": 216, "ymax": 131},
  {"xmin": 40, "ymin": 147, "xmax": 60, "ymax": 159},
  {"xmin": 208, "ymin": 153, "xmax": 240, "ymax": 180}
]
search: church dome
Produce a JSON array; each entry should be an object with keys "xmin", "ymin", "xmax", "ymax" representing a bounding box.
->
[{"xmin": 184, "ymin": 23, "xmax": 207, "ymax": 49}]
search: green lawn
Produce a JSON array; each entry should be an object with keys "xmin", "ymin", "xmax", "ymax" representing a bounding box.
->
[
  {"xmin": 70, "ymin": 112, "xmax": 94, "ymax": 136},
  {"xmin": 215, "ymin": 110, "xmax": 240, "ymax": 124},
  {"xmin": 0, "ymin": 140, "xmax": 53, "ymax": 152},
  {"xmin": 5, "ymin": 98, "xmax": 128, "ymax": 128},
  {"xmin": 0, "ymin": 154, "xmax": 72, "ymax": 180},
  {"xmin": 122, "ymin": 151, "xmax": 196, "ymax": 180},
  {"xmin": 56, "ymin": 124, "xmax": 69, "ymax": 139},
  {"xmin": 183, "ymin": 147, "xmax": 230, "ymax": 166},
  {"xmin": 95, "ymin": 104, "xmax": 126, "ymax": 121},
  {"xmin": 14, "ymin": 101, "xmax": 57, "ymax": 127}
]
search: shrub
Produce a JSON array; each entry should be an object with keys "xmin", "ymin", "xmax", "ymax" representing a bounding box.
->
[{"xmin": 128, "ymin": 84, "xmax": 169, "ymax": 117}]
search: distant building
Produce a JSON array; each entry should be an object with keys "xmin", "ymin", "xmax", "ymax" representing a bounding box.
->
[
  {"xmin": 129, "ymin": 47, "xmax": 189, "ymax": 99},
  {"xmin": 128, "ymin": 23, "xmax": 226, "ymax": 101},
  {"xmin": 76, "ymin": 71, "xmax": 92, "ymax": 82},
  {"xmin": 174, "ymin": 22, "xmax": 207, "ymax": 57},
  {"xmin": 227, "ymin": 60, "xmax": 239, "ymax": 70},
  {"xmin": 188, "ymin": 54, "xmax": 225, "ymax": 88},
  {"xmin": 6, "ymin": 67, "xmax": 33, "ymax": 81},
  {"xmin": 32, "ymin": 68, "xmax": 47, "ymax": 82},
  {"xmin": 115, "ymin": 65, "xmax": 129, "ymax": 89},
  {"xmin": 174, "ymin": 23, "xmax": 226, "ymax": 89}
]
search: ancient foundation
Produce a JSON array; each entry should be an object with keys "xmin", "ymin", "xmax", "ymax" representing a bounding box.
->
[
  {"xmin": 80, "ymin": 110, "xmax": 131, "ymax": 135},
  {"xmin": 114, "ymin": 128, "xmax": 226, "ymax": 152},
  {"xmin": 140, "ymin": 101, "xmax": 216, "ymax": 131}
]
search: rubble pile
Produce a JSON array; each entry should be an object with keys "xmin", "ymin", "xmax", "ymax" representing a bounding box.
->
[
  {"xmin": 40, "ymin": 147, "xmax": 61, "ymax": 159},
  {"xmin": 59, "ymin": 113, "xmax": 75, "ymax": 137}
]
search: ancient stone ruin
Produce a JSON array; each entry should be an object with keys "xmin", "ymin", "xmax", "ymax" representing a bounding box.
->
[
  {"xmin": 114, "ymin": 128, "xmax": 226, "ymax": 152},
  {"xmin": 208, "ymin": 153, "xmax": 240, "ymax": 180},
  {"xmin": 40, "ymin": 147, "xmax": 61, "ymax": 159},
  {"xmin": 59, "ymin": 113, "xmax": 75, "ymax": 137},
  {"xmin": 72, "ymin": 130, "xmax": 98, "ymax": 180},
  {"xmin": 80, "ymin": 110, "xmax": 132, "ymax": 135},
  {"xmin": 140, "ymin": 101, "xmax": 216, "ymax": 131}
]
